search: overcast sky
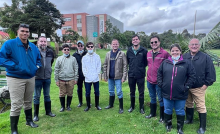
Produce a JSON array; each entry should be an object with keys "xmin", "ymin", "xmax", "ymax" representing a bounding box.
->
[{"xmin": 1, "ymin": 0, "xmax": 219, "ymax": 35}]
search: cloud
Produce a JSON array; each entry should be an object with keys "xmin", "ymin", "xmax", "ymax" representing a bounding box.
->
[{"xmin": 0, "ymin": 0, "xmax": 219, "ymax": 35}]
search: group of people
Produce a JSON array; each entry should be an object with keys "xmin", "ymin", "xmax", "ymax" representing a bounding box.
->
[{"xmin": 0, "ymin": 24, "xmax": 216, "ymax": 134}]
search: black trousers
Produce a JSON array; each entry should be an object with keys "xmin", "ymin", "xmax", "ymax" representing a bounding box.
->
[
  {"xmin": 77, "ymin": 78, "xmax": 85, "ymax": 98},
  {"xmin": 128, "ymin": 77, "xmax": 145, "ymax": 98}
]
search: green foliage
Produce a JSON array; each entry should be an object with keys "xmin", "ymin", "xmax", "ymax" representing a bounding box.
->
[
  {"xmin": 7, "ymin": 29, "xmax": 16, "ymax": 39},
  {"xmin": 0, "ymin": 0, "xmax": 64, "ymax": 38},
  {"xmin": 62, "ymin": 29, "xmax": 79, "ymax": 44}
]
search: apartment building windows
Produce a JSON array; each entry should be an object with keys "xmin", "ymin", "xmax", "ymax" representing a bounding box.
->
[
  {"xmin": 64, "ymin": 18, "xmax": 71, "ymax": 21},
  {"xmin": 62, "ymin": 26, "xmax": 72, "ymax": 30}
]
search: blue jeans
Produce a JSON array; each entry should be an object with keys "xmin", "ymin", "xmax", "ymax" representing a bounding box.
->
[
  {"xmin": 85, "ymin": 81, "xmax": 99, "ymax": 97},
  {"xmin": 147, "ymin": 81, "xmax": 163, "ymax": 106},
  {"xmin": 163, "ymin": 98, "xmax": 186, "ymax": 116},
  {"xmin": 108, "ymin": 79, "xmax": 123, "ymax": 99},
  {"xmin": 34, "ymin": 79, "xmax": 51, "ymax": 104}
]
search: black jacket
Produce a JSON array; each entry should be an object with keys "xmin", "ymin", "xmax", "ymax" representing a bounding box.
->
[
  {"xmin": 126, "ymin": 46, "xmax": 148, "ymax": 79},
  {"xmin": 183, "ymin": 51, "xmax": 216, "ymax": 88},
  {"xmin": 157, "ymin": 57, "xmax": 196, "ymax": 100},
  {"xmin": 35, "ymin": 47, "xmax": 54, "ymax": 79},
  {"xmin": 73, "ymin": 50, "xmax": 87, "ymax": 79}
]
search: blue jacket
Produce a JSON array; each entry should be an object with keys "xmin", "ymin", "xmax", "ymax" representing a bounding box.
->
[{"xmin": 0, "ymin": 37, "xmax": 41, "ymax": 79}]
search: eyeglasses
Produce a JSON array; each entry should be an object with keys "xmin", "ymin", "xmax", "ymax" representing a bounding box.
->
[
  {"xmin": 87, "ymin": 46, "xmax": 94, "ymax": 48},
  {"xmin": 78, "ymin": 45, "xmax": 83, "ymax": 47},
  {"xmin": 151, "ymin": 41, "xmax": 157, "ymax": 44},
  {"xmin": 190, "ymin": 44, "xmax": 199, "ymax": 46},
  {"xmin": 63, "ymin": 49, "xmax": 70, "ymax": 51},
  {"xmin": 19, "ymin": 24, "xmax": 29, "ymax": 28}
]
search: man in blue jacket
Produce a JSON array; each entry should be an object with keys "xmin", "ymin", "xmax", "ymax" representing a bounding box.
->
[{"xmin": 0, "ymin": 24, "xmax": 41, "ymax": 134}]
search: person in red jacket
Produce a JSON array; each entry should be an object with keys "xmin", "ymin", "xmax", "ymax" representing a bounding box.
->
[{"xmin": 145, "ymin": 36, "xmax": 170, "ymax": 122}]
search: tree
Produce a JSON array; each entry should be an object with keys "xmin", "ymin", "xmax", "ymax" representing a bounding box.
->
[
  {"xmin": 62, "ymin": 29, "xmax": 79, "ymax": 44},
  {"xmin": 123, "ymin": 30, "xmax": 135, "ymax": 47},
  {"xmin": 0, "ymin": 0, "xmax": 64, "ymax": 38}
]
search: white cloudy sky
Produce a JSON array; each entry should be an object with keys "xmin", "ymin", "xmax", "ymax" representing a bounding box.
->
[{"xmin": 1, "ymin": 0, "xmax": 219, "ymax": 35}]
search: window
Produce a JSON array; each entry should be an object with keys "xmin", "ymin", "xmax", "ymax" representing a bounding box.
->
[
  {"xmin": 62, "ymin": 26, "xmax": 72, "ymax": 30},
  {"xmin": 64, "ymin": 18, "xmax": 71, "ymax": 21},
  {"xmin": 77, "ymin": 27, "xmax": 82, "ymax": 32},
  {"xmin": 77, "ymin": 19, "xmax": 82, "ymax": 24}
]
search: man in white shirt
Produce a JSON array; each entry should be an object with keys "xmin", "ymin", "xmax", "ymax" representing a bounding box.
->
[{"xmin": 82, "ymin": 42, "xmax": 102, "ymax": 111}]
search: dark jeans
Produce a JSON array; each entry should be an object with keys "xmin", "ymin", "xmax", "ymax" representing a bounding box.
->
[
  {"xmin": 85, "ymin": 81, "xmax": 99, "ymax": 97},
  {"xmin": 77, "ymin": 78, "xmax": 85, "ymax": 96},
  {"xmin": 128, "ymin": 77, "xmax": 145, "ymax": 98},
  {"xmin": 34, "ymin": 79, "xmax": 51, "ymax": 104}
]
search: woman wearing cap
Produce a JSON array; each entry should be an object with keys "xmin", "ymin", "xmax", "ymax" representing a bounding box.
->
[{"xmin": 157, "ymin": 44, "xmax": 195, "ymax": 134}]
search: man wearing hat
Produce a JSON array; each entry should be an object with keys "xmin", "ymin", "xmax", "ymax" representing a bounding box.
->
[{"xmin": 73, "ymin": 40, "xmax": 87, "ymax": 107}]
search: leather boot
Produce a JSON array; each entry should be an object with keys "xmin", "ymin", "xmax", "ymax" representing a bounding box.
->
[
  {"xmin": 139, "ymin": 98, "xmax": 145, "ymax": 114},
  {"xmin": 84, "ymin": 96, "xmax": 91, "ymax": 111},
  {"xmin": 159, "ymin": 106, "xmax": 164, "ymax": 123},
  {"xmin": 25, "ymin": 109, "xmax": 38, "ymax": 128},
  {"xmin": 33, "ymin": 104, "xmax": 39, "ymax": 122},
  {"xmin": 59, "ymin": 97, "xmax": 65, "ymax": 112},
  {"xmin": 105, "ymin": 96, "xmax": 115, "ymax": 109},
  {"xmin": 128, "ymin": 97, "xmax": 135, "ymax": 113},
  {"xmin": 164, "ymin": 113, "xmax": 172, "ymax": 132},
  {"xmin": 177, "ymin": 115, "xmax": 185, "ymax": 134},
  {"xmin": 77, "ymin": 90, "xmax": 83, "ymax": 107},
  {"xmin": 10, "ymin": 116, "xmax": 19, "ymax": 134},
  {"xmin": 66, "ymin": 96, "xmax": 72, "ymax": 111},
  {"xmin": 45, "ymin": 101, "xmax": 56, "ymax": 117},
  {"xmin": 145, "ymin": 103, "xmax": 157, "ymax": 118},
  {"xmin": 197, "ymin": 113, "xmax": 206, "ymax": 134},
  {"xmin": 95, "ymin": 96, "xmax": 102, "ymax": 110},
  {"xmin": 184, "ymin": 108, "xmax": 194, "ymax": 124},
  {"xmin": 119, "ymin": 98, "xmax": 123, "ymax": 114}
]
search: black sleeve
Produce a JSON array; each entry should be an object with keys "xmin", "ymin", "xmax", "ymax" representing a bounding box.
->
[
  {"xmin": 185, "ymin": 60, "xmax": 196, "ymax": 89},
  {"xmin": 126, "ymin": 50, "xmax": 129, "ymax": 65},
  {"xmin": 204, "ymin": 55, "xmax": 216, "ymax": 86},
  {"xmin": 144, "ymin": 49, "xmax": 148, "ymax": 67},
  {"xmin": 157, "ymin": 61, "xmax": 164, "ymax": 88}
]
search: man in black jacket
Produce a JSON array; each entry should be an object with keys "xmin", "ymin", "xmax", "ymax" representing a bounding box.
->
[
  {"xmin": 73, "ymin": 40, "xmax": 87, "ymax": 107},
  {"xmin": 126, "ymin": 35, "xmax": 148, "ymax": 114},
  {"xmin": 183, "ymin": 38, "xmax": 216, "ymax": 134},
  {"xmin": 33, "ymin": 36, "xmax": 56, "ymax": 122}
]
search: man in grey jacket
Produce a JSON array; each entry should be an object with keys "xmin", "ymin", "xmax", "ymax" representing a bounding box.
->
[
  {"xmin": 54, "ymin": 44, "xmax": 78, "ymax": 112},
  {"xmin": 103, "ymin": 39, "xmax": 127, "ymax": 114},
  {"xmin": 33, "ymin": 36, "xmax": 56, "ymax": 122}
]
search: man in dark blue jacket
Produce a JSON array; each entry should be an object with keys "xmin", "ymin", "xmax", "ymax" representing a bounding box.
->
[
  {"xmin": 126, "ymin": 35, "xmax": 148, "ymax": 114},
  {"xmin": 0, "ymin": 24, "xmax": 41, "ymax": 134},
  {"xmin": 183, "ymin": 38, "xmax": 216, "ymax": 134},
  {"xmin": 33, "ymin": 36, "xmax": 56, "ymax": 122}
]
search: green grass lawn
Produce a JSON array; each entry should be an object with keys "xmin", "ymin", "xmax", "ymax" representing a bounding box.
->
[{"xmin": 0, "ymin": 49, "xmax": 220, "ymax": 134}]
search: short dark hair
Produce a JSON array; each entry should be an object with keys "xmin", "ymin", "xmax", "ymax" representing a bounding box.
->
[
  {"xmin": 19, "ymin": 24, "xmax": 29, "ymax": 28},
  {"xmin": 86, "ymin": 42, "xmax": 94, "ymax": 47},
  {"xmin": 62, "ymin": 44, "xmax": 70, "ymax": 49},
  {"xmin": 170, "ymin": 44, "xmax": 182, "ymax": 52},
  {"xmin": 38, "ymin": 36, "xmax": 46, "ymax": 41},
  {"xmin": 132, "ymin": 35, "xmax": 140, "ymax": 40},
  {"xmin": 150, "ymin": 35, "xmax": 160, "ymax": 42}
]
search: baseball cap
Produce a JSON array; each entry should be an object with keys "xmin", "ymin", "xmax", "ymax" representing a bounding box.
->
[{"xmin": 77, "ymin": 40, "xmax": 84, "ymax": 45}]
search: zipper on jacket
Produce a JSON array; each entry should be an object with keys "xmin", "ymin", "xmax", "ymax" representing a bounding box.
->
[
  {"xmin": 170, "ymin": 65, "xmax": 175, "ymax": 100},
  {"xmin": 175, "ymin": 67, "xmax": 177, "ymax": 77}
]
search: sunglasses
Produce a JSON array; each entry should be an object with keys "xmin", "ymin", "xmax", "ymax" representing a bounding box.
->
[
  {"xmin": 19, "ymin": 24, "xmax": 29, "ymax": 28},
  {"xmin": 63, "ymin": 49, "xmax": 70, "ymax": 51},
  {"xmin": 151, "ymin": 41, "xmax": 158, "ymax": 44},
  {"xmin": 87, "ymin": 46, "xmax": 94, "ymax": 48},
  {"xmin": 78, "ymin": 45, "xmax": 83, "ymax": 47}
]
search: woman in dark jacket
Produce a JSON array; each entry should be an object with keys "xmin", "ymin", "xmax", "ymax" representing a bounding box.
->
[{"xmin": 157, "ymin": 44, "xmax": 195, "ymax": 134}]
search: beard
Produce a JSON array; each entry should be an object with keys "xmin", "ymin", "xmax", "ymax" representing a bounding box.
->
[{"xmin": 40, "ymin": 45, "xmax": 47, "ymax": 50}]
